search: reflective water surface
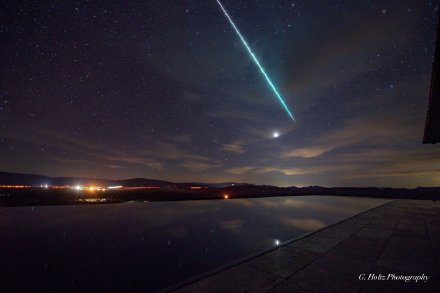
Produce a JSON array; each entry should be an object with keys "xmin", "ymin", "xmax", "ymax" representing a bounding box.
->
[{"xmin": 0, "ymin": 196, "xmax": 388, "ymax": 291}]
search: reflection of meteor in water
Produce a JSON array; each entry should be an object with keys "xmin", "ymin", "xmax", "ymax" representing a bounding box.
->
[{"xmin": 216, "ymin": 0, "xmax": 296, "ymax": 122}]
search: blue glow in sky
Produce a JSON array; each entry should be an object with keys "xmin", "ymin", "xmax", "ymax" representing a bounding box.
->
[{"xmin": 216, "ymin": 0, "xmax": 296, "ymax": 122}]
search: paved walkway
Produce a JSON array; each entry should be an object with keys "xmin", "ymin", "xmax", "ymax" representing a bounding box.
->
[{"xmin": 171, "ymin": 200, "xmax": 440, "ymax": 292}]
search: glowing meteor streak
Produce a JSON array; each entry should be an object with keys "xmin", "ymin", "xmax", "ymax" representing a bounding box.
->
[{"xmin": 216, "ymin": 0, "xmax": 295, "ymax": 122}]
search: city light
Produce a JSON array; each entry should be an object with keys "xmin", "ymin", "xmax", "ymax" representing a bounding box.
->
[
  {"xmin": 71, "ymin": 185, "xmax": 107, "ymax": 191},
  {"xmin": 0, "ymin": 185, "xmax": 31, "ymax": 189}
]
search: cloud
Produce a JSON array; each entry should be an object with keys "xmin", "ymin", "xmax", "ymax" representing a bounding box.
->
[
  {"xmin": 0, "ymin": 126, "xmax": 213, "ymax": 172},
  {"xmin": 280, "ymin": 147, "xmax": 329, "ymax": 158},
  {"xmin": 253, "ymin": 165, "xmax": 355, "ymax": 176},
  {"xmin": 179, "ymin": 161, "xmax": 221, "ymax": 172},
  {"xmin": 108, "ymin": 165, "xmax": 124, "ymax": 169},
  {"xmin": 225, "ymin": 164, "xmax": 355, "ymax": 177},
  {"xmin": 54, "ymin": 158, "xmax": 88, "ymax": 164},
  {"xmin": 338, "ymin": 147, "xmax": 440, "ymax": 179},
  {"xmin": 221, "ymin": 144, "xmax": 246, "ymax": 154},
  {"xmin": 285, "ymin": 3, "xmax": 419, "ymax": 105},
  {"xmin": 280, "ymin": 113, "xmax": 416, "ymax": 161},
  {"xmin": 138, "ymin": 139, "xmax": 210, "ymax": 162},
  {"xmin": 226, "ymin": 166, "xmax": 255, "ymax": 175},
  {"xmin": 101, "ymin": 153, "xmax": 163, "ymax": 170}
]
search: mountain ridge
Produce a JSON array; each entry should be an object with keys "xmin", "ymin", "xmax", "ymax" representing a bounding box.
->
[{"xmin": 0, "ymin": 171, "xmax": 249, "ymax": 188}]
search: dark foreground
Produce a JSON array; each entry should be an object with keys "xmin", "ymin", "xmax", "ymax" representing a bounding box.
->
[
  {"xmin": 1, "ymin": 186, "xmax": 440, "ymax": 206},
  {"xmin": 171, "ymin": 199, "xmax": 440, "ymax": 292},
  {"xmin": 0, "ymin": 196, "xmax": 387, "ymax": 291}
]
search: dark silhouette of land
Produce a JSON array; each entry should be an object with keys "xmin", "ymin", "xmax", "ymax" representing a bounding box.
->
[{"xmin": 0, "ymin": 171, "xmax": 439, "ymax": 206}]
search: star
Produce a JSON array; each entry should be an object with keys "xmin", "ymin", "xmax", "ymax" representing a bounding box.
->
[{"xmin": 0, "ymin": 0, "xmax": 436, "ymax": 188}]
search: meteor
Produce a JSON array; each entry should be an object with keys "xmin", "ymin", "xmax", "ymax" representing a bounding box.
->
[{"xmin": 216, "ymin": 0, "xmax": 295, "ymax": 122}]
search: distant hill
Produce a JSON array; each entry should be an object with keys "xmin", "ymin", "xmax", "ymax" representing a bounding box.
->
[
  {"xmin": 1, "ymin": 171, "xmax": 439, "ymax": 200},
  {"xmin": 0, "ymin": 171, "xmax": 243, "ymax": 188},
  {"xmin": 0, "ymin": 171, "xmax": 114, "ymax": 186},
  {"xmin": 0, "ymin": 172, "xmax": 49, "ymax": 186},
  {"xmin": 118, "ymin": 178, "xmax": 174, "ymax": 187}
]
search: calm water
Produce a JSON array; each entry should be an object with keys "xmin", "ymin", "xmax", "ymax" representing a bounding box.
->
[{"xmin": 0, "ymin": 196, "xmax": 388, "ymax": 291}]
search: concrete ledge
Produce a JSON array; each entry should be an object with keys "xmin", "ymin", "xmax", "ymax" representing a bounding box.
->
[{"xmin": 170, "ymin": 200, "xmax": 440, "ymax": 292}]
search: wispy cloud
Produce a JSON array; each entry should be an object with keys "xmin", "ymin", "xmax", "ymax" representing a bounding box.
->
[
  {"xmin": 180, "ymin": 161, "xmax": 221, "ymax": 172},
  {"xmin": 1, "ymin": 126, "xmax": 216, "ymax": 173},
  {"xmin": 226, "ymin": 166, "xmax": 255, "ymax": 175},
  {"xmin": 280, "ymin": 147, "xmax": 329, "ymax": 158},
  {"xmin": 221, "ymin": 143, "xmax": 246, "ymax": 154},
  {"xmin": 280, "ymin": 113, "xmax": 416, "ymax": 160}
]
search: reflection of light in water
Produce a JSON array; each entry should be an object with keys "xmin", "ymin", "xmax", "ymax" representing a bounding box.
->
[
  {"xmin": 3, "ymin": 195, "xmax": 388, "ymax": 291},
  {"xmin": 76, "ymin": 198, "xmax": 107, "ymax": 203}
]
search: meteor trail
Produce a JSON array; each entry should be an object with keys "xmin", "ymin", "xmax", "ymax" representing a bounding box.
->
[{"xmin": 215, "ymin": 0, "xmax": 295, "ymax": 122}]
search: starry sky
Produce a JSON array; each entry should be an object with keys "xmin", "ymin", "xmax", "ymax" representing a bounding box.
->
[{"xmin": 1, "ymin": 0, "xmax": 439, "ymax": 187}]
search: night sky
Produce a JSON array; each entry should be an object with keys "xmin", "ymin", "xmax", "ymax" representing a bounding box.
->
[{"xmin": 1, "ymin": 0, "xmax": 439, "ymax": 187}]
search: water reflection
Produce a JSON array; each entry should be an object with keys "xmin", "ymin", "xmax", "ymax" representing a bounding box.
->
[{"xmin": 0, "ymin": 196, "xmax": 388, "ymax": 291}]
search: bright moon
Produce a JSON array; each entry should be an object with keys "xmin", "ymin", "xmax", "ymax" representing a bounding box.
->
[{"xmin": 273, "ymin": 132, "xmax": 280, "ymax": 138}]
